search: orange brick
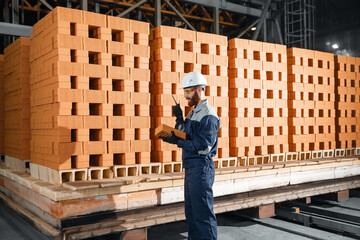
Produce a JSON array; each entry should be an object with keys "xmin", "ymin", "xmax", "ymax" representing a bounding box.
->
[
  {"xmin": 131, "ymin": 116, "xmax": 150, "ymax": 129},
  {"xmin": 196, "ymin": 31, "xmax": 212, "ymax": 44},
  {"xmin": 83, "ymin": 141, "xmax": 106, "ymax": 155},
  {"xmin": 83, "ymin": 38, "xmax": 106, "ymax": 52},
  {"xmin": 53, "ymin": 6, "xmax": 83, "ymax": 24},
  {"xmin": 130, "ymin": 19, "xmax": 149, "ymax": 34},
  {"xmin": 108, "ymin": 116, "xmax": 131, "ymax": 129},
  {"xmin": 83, "ymin": 63, "xmax": 106, "ymax": 78},
  {"xmin": 108, "ymin": 91, "xmax": 131, "ymax": 104},
  {"xmin": 83, "ymin": 116, "xmax": 107, "ymax": 128},
  {"xmin": 153, "ymin": 25, "xmax": 178, "ymax": 39},
  {"xmin": 83, "ymin": 89, "xmax": 106, "ymax": 103},
  {"xmin": 130, "ymin": 140, "xmax": 151, "ymax": 153},
  {"xmin": 107, "ymin": 15, "xmax": 130, "ymax": 31},
  {"xmin": 83, "ymin": 10, "xmax": 106, "ymax": 27},
  {"xmin": 108, "ymin": 41, "xmax": 130, "ymax": 55}
]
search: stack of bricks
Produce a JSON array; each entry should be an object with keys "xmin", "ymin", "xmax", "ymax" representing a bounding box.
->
[
  {"xmin": 29, "ymin": 7, "xmax": 150, "ymax": 182},
  {"xmin": 287, "ymin": 48, "xmax": 336, "ymax": 151},
  {"xmin": 228, "ymin": 39, "xmax": 288, "ymax": 157},
  {"xmin": 3, "ymin": 37, "xmax": 31, "ymax": 171},
  {"xmin": 150, "ymin": 26, "xmax": 229, "ymax": 162},
  {"xmin": 0, "ymin": 55, "xmax": 4, "ymax": 158},
  {"xmin": 107, "ymin": 15, "xmax": 151, "ymax": 166},
  {"xmin": 335, "ymin": 55, "xmax": 360, "ymax": 148}
]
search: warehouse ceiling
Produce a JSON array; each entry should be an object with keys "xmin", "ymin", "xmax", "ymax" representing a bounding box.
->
[
  {"xmin": 1, "ymin": 0, "xmax": 359, "ymax": 54},
  {"xmin": 1, "ymin": 0, "xmax": 279, "ymax": 37},
  {"xmin": 316, "ymin": 0, "xmax": 360, "ymax": 36}
]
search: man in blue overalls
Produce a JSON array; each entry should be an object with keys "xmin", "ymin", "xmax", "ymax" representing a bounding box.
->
[{"xmin": 160, "ymin": 72, "xmax": 219, "ymax": 240}]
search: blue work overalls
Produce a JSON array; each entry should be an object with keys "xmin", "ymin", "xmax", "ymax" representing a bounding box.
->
[{"xmin": 176, "ymin": 99, "xmax": 220, "ymax": 240}]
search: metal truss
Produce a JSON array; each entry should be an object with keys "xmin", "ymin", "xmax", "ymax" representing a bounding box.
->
[
  {"xmin": 1, "ymin": 0, "xmax": 285, "ymax": 52},
  {"xmin": 284, "ymin": 0, "xmax": 315, "ymax": 49}
]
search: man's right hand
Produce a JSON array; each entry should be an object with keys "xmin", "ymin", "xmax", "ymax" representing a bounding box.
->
[{"xmin": 173, "ymin": 104, "xmax": 183, "ymax": 122}]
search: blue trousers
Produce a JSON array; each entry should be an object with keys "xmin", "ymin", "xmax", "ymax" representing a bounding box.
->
[{"xmin": 184, "ymin": 159, "xmax": 217, "ymax": 240}]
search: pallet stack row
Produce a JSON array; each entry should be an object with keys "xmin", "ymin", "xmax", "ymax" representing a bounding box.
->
[
  {"xmin": 0, "ymin": 55, "xmax": 4, "ymax": 157},
  {"xmin": 228, "ymin": 39, "xmax": 288, "ymax": 156},
  {"xmin": 29, "ymin": 7, "xmax": 150, "ymax": 173},
  {"xmin": 3, "ymin": 37, "xmax": 31, "ymax": 165},
  {"xmin": 335, "ymin": 55, "xmax": 360, "ymax": 148},
  {"xmin": 150, "ymin": 25, "xmax": 229, "ymax": 162},
  {"xmin": 0, "ymin": 6, "xmax": 358, "ymax": 184},
  {"xmin": 287, "ymin": 48, "xmax": 336, "ymax": 151}
]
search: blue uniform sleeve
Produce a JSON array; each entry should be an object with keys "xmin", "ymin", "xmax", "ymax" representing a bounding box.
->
[{"xmin": 177, "ymin": 115, "xmax": 220, "ymax": 155}]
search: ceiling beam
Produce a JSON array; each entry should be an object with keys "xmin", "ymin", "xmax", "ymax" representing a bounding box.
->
[
  {"xmin": 252, "ymin": 0, "xmax": 271, "ymax": 40},
  {"xmin": 180, "ymin": 0, "xmax": 269, "ymax": 18},
  {"xmin": 0, "ymin": 22, "xmax": 32, "ymax": 37}
]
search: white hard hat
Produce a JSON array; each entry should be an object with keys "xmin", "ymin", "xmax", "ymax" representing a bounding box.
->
[{"xmin": 181, "ymin": 72, "xmax": 207, "ymax": 89}]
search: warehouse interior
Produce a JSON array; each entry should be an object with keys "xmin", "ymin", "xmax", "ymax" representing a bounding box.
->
[{"xmin": 0, "ymin": 0, "xmax": 360, "ymax": 239}]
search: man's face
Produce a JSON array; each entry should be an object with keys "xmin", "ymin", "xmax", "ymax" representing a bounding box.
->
[{"xmin": 184, "ymin": 87, "xmax": 201, "ymax": 107}]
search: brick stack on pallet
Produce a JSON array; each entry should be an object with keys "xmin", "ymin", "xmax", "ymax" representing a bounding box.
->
[
  {"xmin": 198, "ymin": 31, "xmax": 229, "ymax": 159},
  {"xmin": 335, "ymin": 55, "xmax": 360, "ymax": 148},
  {"xmin": 149, "ymin": 26, "xmax": 183, "ymax": 163},
  {"xmin": 29, "ymin": 7, "xmax": 150, "ymax": 184},
  {"xmin": 107, "ymin": 15, "xmax": 151, "ymax": 168},
  {"xmin": 0, "ymin": 55, "xmax": 4, "ymax": 159},
  {"xmin": 150, "ymin": 26, "xmax": 229, "ymax": 162},
  {"xmin": 3, "ymin": 37, "xmax": 31, "ymax": 171},
  {"xmin": 228, "ymin": 39, "xmax": 288, "ymax": 157},
  {"xmin": 287, "ymin": 48, "xmax": 336, "ymax": 151}
]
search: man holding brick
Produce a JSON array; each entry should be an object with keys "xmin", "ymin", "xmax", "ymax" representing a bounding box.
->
[{"xmin": 160, "ymin": 72, "xmax": 220, "ymax": 240}]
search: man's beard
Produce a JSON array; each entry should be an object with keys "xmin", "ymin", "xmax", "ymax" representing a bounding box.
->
[{"xmin": 187, "ymin": 92, "xmax": 201, "ymax": 107}]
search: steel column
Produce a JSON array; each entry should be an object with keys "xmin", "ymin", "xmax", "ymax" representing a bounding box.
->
[
  {"xmin": 275, "ymin": 18, "xmax": 283, "ymax": 44},
  {"xmin": 66, "ymin": 0, "xmax": 71, "ymax": 8},
  {"xmin": 81, "ymin": 0, "xmax": 88, "ymax": 11},
  {"xmin": 155, "ymin": 0, "xmax": 161, "ymax": 27},
  {"xmin": 263, "ymin": 18, "xmax": 267, "ymax": 41},
  {"xmin": 213, "ymin": 6, "xmax": 219, "ymax": 34},
  {"xmin": 252, "ymin": 0, "xmax": 272, "ymax": 40},
  {"xmin": 94, "ymin": 1, "xmax": 100, "ymax": 13},
  {"xmin": 12, "ymin": 0, "xmax": 19, "ymax": 24},
  {"xmin": 3, "ymin": 0, "xmax": 11, "ymax": 48},
  {"xmin": 21, "ymin": 0, "xmax": 24, "ymax": 23},
  {"xmin": 4, "ymin": 0, "xmax": 10, "ymax": 23},
  {"xmin": 37, "ymin": 0, "xmax": 40, "ymax": 21}
]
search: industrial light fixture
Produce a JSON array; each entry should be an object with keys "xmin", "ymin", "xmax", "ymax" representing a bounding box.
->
[
  {"xmin": 332, "ymin": 44, "xmax": 339, "ymax": 49},
  {"xmin": 251, "ymin": 27, "xmax": 256, "ymax": 31}
]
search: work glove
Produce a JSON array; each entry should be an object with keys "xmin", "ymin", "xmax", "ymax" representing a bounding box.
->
[
  {"xmin": 159, "ymin": 131, "xmax": 180, "ymax": 145},
  {"xmin": 173, "ymin": 104, "xmax": 183, "ymax": 123}
]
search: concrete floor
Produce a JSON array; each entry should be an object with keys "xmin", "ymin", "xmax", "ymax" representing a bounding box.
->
[
  {"xmin": 0, "ymin": 202, "xmax": 49, "ymax": 240},
  {"xmin": 147, "ymin": 212, "xmax": 355, "ymax": 240},
  {"xmin": 148, "ymin": 191, "xmax": 360, "ymax": 240},
  {"xmin": 0, "ymin": 190, "xmax": 359, "ymax": 240}
]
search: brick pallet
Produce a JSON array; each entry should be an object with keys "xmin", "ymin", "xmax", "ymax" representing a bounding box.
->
[
  {"xmin": 335, "ymin": 55, "xmax": 360, "ymax": 148},
  {"xmin": 3, "ymin": 38, "xmax": 31, "ymax": 170},
  {"xmin": 0, "ymin": 55, "xmax": 4, "ymax": 156},
  {"xmin": 228, "ymin": 39, "xmax": 288, "ymax": 156},
  {"xmin": 150, "ymin": 26, "xmax": 229, "ymax": 162},
  {"xmin": 29, "ymin": 7, "xmax": 151, "ymax": 178},
  {"xmin": 287, "ymin": 48, "xmax": 336, "ymax": 151},
  {"xmin": 0, "ymin": 7, "xmax": 359, "ymax": 185}
]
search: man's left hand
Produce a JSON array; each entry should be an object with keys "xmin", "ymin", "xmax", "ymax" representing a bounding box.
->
[{"xmin": 159, "ymin": 131, "xmax": 180, "ymax": 145}]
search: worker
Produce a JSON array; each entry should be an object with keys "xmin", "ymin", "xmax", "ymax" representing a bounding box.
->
[{"xmin": 159, "ymin": 72, "xmax": 220, "ymax": 240}]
